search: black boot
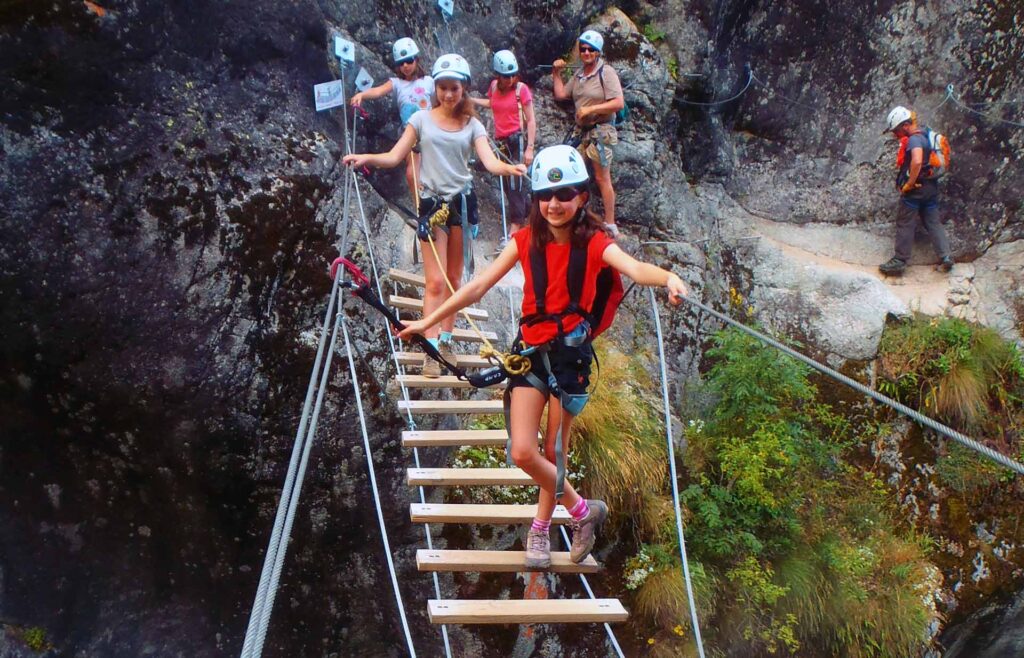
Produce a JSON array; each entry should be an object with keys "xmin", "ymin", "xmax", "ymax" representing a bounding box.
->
[
  {"xmin": 937, "ymin": 256, "xmax": 954, "ymax": 273},
  {"xmin": 879, "ymin": 257, "xmax": 907, "ymax": 276}
]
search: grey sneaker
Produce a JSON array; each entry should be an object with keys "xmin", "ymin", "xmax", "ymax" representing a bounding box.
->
[
  {"xmin": 493, "ymin": 236, "xmax": 509, "ymax": 255},
  {"xmin": 569, "ymin": 500, "xmax": 608, "ymax": 563},
  {"xmin": 421, "ymin": 351, "xmax": 441, "ymax": 378},
  {"xmin": 524, "ymin": 528, "xmax": 551, "ymax": 570},
  {"xmin": 879, "ymin": 257, "xmax": 907, "ymax": 276},
  {"xmin": 937, "ymin": 256, "xmax": 954, "ymax": 273}
]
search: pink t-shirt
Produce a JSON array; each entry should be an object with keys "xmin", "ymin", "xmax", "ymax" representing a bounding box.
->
[{"xmin": 487, "ymin": 81, "xmax": 533, "ymax": 139}]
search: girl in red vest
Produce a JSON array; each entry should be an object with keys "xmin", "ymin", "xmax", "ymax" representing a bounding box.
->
[{"xmin": 399, "ymin": 145, "xmax": 688, "ymax": 568}]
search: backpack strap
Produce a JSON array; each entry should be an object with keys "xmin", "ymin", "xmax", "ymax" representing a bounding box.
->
[
  {"xmin": 488, "ymin": 79, "xmax": 497, "ymax": 97},
  {"xmin": 515, "ymin": 82, "xmax": 524, "ymax": 133},
  {"xmin": 529, "ymin": 243, "xmax": 548, "ymax": 317},
  {"xmin": 567, "ymin": 241, "xmax": 588, "ymax": 310}
]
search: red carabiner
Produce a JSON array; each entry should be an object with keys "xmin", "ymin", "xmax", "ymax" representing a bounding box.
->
[{"xmin": 330, "ymin": 256, "xmax": 370, "ymax": 288}]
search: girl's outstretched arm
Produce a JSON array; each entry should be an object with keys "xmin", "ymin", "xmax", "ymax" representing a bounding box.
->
[
  {"xmin": 399, "ymin": 240, "xmax": 521, "ymax": 338},
  {"xmin": 601, "ymin": 244, "xmax": 689, "ymax": 304},
  {"xmin": 351, "ymin": 79, "xmax": 394, "ymax": 106},
  {"xmin": 474, "ymin": 136, "xmax": 527, "ymax": 177},
  {"xmin": 342, "ymin": 123, "xmax": 417, "ymax": 169}
]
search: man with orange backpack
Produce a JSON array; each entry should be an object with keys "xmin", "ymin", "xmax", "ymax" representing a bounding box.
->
[{"xmin": 878, "ymin": 106, "xmax": 954, "ymax": 276}]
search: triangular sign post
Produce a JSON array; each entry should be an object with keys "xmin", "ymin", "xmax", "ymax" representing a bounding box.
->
[
  {"xmin": 354, "ymin": 68, "xmax": 374, "ymax": 92},
  {"xmin": 437, "ymin": 0, "xmax": 453, "ymax": 19}
]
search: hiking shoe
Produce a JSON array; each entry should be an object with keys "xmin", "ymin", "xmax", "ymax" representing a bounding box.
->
[
  {"xmin": 438, "ymin": 340, "xmax": 456, "ymax": 371},
  {"xmin": 569, "ymin": 499, "xmax": 608, "ymax": 563},
  {"xmin": 421, "ymin": 351, "xmax": 441, "ymax": 378},
  {"xmin": 878, "ymin": 257, "xmax": 907, "ymax": 276},
  {"xmin": 937, "ymin": 256, "xmax": 954, "ymax": 273},
  {"xmin": 524, "ymin": 528, "xmax": 551, "ymax": 570}
]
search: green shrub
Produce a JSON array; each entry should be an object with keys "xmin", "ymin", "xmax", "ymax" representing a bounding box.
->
[{"xmin": 678, "ymin": 324, "xmax": 936, "ymax": 656}]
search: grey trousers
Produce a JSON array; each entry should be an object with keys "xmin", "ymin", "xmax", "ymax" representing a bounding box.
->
[{"xmin": 894, "ymin": 200, "xmax": 951, "ymax": 262}]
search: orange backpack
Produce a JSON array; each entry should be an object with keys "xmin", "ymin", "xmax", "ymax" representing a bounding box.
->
[{"xmin": 923, "ymin": 127, "xmax": 951, "ymax": 179}]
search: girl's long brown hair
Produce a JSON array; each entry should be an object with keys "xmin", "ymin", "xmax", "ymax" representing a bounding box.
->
[
  {"xmin": 432, "ymin": 78, "xmax": 477, "ymax": 121},
  {"xmin": 528, "ymin": 188, "xmax": 604, "ymax": 252}
]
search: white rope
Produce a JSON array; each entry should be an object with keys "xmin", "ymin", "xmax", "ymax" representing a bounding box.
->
[
  {"xmin": 339, "ymin": 299, "xmax": 418, "ymax": 656},
  {"xmin": 676, "ymin": 66, "xmax": 753, "ymax": 107},
  {"xmin": 351, "ymin": 169, "xmax": 454, "ymax": 657},
  {"xmin": 946, "ymin": 84, "xmax": 1024, "ymax": 129},
  {"xmin": 649, "ymin": 287, "xmax": 706, "ymax": 658},
  {"xmin": 497, "ymin": 174, "xmax": 518, "ymax": 331},
  {"xmin": 557, "ymin": 526, "xmax": 627, "ymax": 658}
]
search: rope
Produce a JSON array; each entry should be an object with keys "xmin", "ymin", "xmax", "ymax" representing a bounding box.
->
[
  {"xmin": 676, "ymin": 65, "xmax": 753, "ymax": 107},
  {"xmin": 557, "ymin": 526, "xmax": 627, "ymax": 658},
  {"xmin": 946, "ymin": 84, "xmax": 1024, "ymax": 129},
  {"xmin": 241, "ymin": 95, "xmax": 366, "ymax": 654},
  {"xmin": 422, "ymin": 205, "xmax": 530, "ymax": 374},
  {"xmin": 648, "ymin": 287, "xmax": 706, "ymax": 658},
  {"xmin": 339, "ymin": 297, "xmax": 418, "ymax": 657},
  {"xmin": 351, "ymin": 141, "xmax": 454, "ymax": 657},
  {"xmin": 239, "ymin": 272, "xmax": 342, "ymax": 658},
  {"xmin": 678, "ymin": 294, "xmax": 1024, "ymax": 477}
]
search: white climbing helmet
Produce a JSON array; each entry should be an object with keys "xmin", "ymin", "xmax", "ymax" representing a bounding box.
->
[
  {"xmin": 530, "ymin": 145, "xmax": 590, "ymax": 192},
  {"xmin": 392, "ymin": 37, "xmax": 419, "ymax": 64},
  {"xmin": 885, "ymin": 105, "xmax": 913, "ymax": 133},
  {"xmin": 579, "ymin": 30, "xmax": 604, "ymax": 52},
  {"xmin": 432, "ymin": 53, "xmax": 471, "ymax": 81},
  {"xmin": 492, "ymin": 50, "xmax": 519, "ymax": 75}
]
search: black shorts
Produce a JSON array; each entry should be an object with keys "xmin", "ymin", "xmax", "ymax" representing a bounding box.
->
[
  {"xmin": 508, "ymin": 341, "xmax": 593, "ymax": 396},
  {"xmin": 417, "ymin": 192, "xmax": 478, "ymax": 240}
]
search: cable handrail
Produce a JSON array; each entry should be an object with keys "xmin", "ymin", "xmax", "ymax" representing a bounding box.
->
[
  {"xmin": 676, "ymin": 293, "xmax": 1024, "ymax": 477},
  {"xmin": 649, "ymin": 287, "xmax": 706, "ymax": 658},
  {"xmin": 350, "ymin": 164, "xmax": 454, "ymax": 657},
  {"xmin": 676, "ymin": 65, "xmax": 753, "ymax": 108},
  {"xmin": 239, "ymin": 272, "xmax": 342, "ymax": 658},
  {"xmin": 339, "ymin": 297, "xmax": 418, "ymax": 656}
]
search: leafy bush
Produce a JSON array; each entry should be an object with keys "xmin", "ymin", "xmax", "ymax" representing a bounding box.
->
[{"xmin": 678, "ymin": 324, "xmax": 936, "ymax": 656}]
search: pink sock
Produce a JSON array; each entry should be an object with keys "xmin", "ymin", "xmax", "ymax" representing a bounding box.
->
[
  {"xmin": 531, "ymin": 518, "xmax": 551, "ymax": 533},
  {"xmin": 568, "ymin": 498, "xmax": 590, "ymax": 521}
]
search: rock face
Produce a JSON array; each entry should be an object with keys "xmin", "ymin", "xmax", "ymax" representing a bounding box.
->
[{"xmin": 1, "ymin": 0, "xmax": 1022, "ymax": 656}]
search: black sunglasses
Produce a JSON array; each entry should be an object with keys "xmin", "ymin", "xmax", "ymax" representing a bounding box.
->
[
  {"xmin": 536, "ymin": 187, "xmax": 582, "ymax": 202},
  {"xmin": 578, "ymin": 45, "xmax": 597, "ymax": 53},
  {"xmin": 396, "ymin": 57, "xmax": 416, "ymax": 65},
  {"xmin": 498, "ymin": 72, "xmax": 516, "ymax": 79}
]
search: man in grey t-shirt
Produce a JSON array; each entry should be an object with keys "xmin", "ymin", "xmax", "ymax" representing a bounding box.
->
[{"xmin": 879, "ymin": 106, "xmax": 953, "ymax": 276}]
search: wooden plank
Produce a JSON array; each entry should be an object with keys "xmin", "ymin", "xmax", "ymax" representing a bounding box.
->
[
  {"xmin": 389, "ymin": 295, "xmax": 488, "ymax": 320},
  {"xmin": 427, "ymin": 599, "xmax": 628, "ymax": 624},
  {"xmin": 411, "ymin": 503, "xmax": 571, "ymax": 525},
  {"xmin": 401, "ymin": 429, "xmax": 515, "ymax": 447},
  {"xmin": 395, "ymin": 375, "xmax": 505, "ymax": 389},
  {"xmin": 398, "ymin": 400, "xmax": 504, "ymax": 415},
  {"xmin": 388, "ymin": 268, "xmax": 425, "ymax": 287},
  {"xmin": 449, "ymin": 328, "xmax": 499, "ymax": 344},
  {"xmin": 417, "ymin": 550, "xmax": 599, "ymax": 574},
  {"xmin": 407, "ymin": 468, "xmax": 534, "ymax": 486},
  {"xmin": 397, "ymin": 352, "xmax": 490, "ymax": 369}
]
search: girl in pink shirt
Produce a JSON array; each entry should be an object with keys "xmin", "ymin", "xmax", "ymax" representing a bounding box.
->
[{"xmin": 471, "ymin": 50, "xmax": 536, "ymax": 242}]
